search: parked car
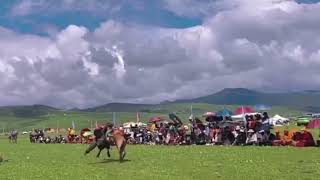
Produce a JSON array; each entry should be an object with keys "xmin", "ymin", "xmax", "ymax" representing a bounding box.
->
[{"xmin": 296, "ymin": 116, "xmax": 311, "ymax": 126}]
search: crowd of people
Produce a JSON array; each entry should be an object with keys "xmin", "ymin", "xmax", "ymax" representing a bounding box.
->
[
  {"xmin": 10, "ymin": 111, "xmax": 316, "ymax": 147},
  {"xmin": 121, "ymin": 113, "xmax": 317, "ymax": 147},
  {"xmin": 29, "ymin": 129, "xmax": 67, "ymax": 144}
]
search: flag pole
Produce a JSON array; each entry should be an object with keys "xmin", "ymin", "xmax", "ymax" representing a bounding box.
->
[
  {"xmin": 112, "ymin": 112, "xmax": 116, "ymax": 127},
  {"xmin": 190, "ymin": 104, "xmax": 193, "ymax": 120}
]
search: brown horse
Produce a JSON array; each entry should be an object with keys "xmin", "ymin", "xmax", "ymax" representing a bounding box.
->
[{"xmin": 107, "ymin": 129, "xmax": 127, "ymax": 162}]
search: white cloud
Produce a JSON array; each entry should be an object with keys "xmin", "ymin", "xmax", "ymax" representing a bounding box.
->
[{"xmin": 2, "ymin": 0, "xmax": 320, "ymax": 108}]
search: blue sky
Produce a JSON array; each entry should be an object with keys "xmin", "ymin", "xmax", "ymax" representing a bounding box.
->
[
  {"xmin": 0, "ymin": 0, "xmax": 202, "ymax": 35},
  {"xmin": 0, "ymin": 0, "xmax": 319, "ymax": 35}
]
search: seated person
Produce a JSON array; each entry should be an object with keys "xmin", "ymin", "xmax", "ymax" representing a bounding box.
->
[
  {"xmin": 232, "ymin": 126, "xmax": 246, "ymax": 146},
  {"xmin": 273, "ymin": 129, "xmax": 292, "ymax": 146},
  {"xmin": 245, "ymin": 129, "xmax": 258, "ymax": 145},
  {"xmin": 293, "ymin": 128, "xmax": 315, "ymax": 147}
]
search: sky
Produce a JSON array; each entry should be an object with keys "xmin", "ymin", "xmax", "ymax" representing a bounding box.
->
[{"xmin": 1, "ymin": 0, "xmax": 320, "ymax": 108}]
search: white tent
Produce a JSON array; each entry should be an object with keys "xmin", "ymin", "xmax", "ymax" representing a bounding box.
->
[{"xmin": 269, "ymin": 114, "xmax": 290, "ymax": 126}]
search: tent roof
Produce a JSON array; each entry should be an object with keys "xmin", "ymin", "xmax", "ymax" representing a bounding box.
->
[
  {"xmin": 272, "ymin": 114, "xmax": 288, "ymax": 120},
  {"xmin": 234, "ymin": 106, "xmax": 254, "ymax": 115}
]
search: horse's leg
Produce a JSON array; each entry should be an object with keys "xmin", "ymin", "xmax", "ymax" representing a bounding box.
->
[
  {"xmin": 105, "ymin": 140, "xmax": 111, "ymax": 158},
  {"xmin": 96, "ymin": 148, "xmax": 102, "ymax": 158},
  {"xmin": 107, "ymin": 148, "xmax": 111, "ymax": 158},
  {"xmin": 116, "ymin": 137, "xmax": 126, "ymax": 162},
  {"xmin": 85, "ymin": 142, "xmax": 97, "ymax": 155},
  {"xmin": 121, "ymin": 140, "xmax": 127, "ymax": 160}
]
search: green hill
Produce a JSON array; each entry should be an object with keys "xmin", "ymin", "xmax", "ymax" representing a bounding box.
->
[{"xmin": 175, "ymin": 88, "xmax": 320, "ymax": 112}]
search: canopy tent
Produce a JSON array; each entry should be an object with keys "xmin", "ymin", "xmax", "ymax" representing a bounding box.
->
[
  {"xmin": 216, "ymin": 109, "xmax": 233, "ymax": 117},
  {"xmin": 235, "ymin": 106, "xmax": 254, "ymax": 115}
]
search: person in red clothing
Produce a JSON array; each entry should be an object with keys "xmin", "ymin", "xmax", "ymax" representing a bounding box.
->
[{"xmin": 293, "ymin": 128, "xmax": 315, "ymax": 147}]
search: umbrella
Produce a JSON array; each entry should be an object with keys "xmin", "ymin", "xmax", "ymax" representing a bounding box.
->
[
  {"xmin": 202, "ymin": 112, "xmax": 215, "ymax": 117},
  {"xmin": 149, "ymin": 116, "xmax": 164, "ymax": 123},
  {"xmin": 306, "ymin": 119, "xmax": 320, "ymax": 129},
  {"xmin": 235, "ymin": 106, "xmax": 254, "ymax": 115},
  {"xmin": 216, "ymin": 109, "xmax": 233, "ymax": 117}
]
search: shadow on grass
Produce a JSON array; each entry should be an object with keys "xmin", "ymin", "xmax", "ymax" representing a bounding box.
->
[{"xmin": 89, "ymin": 159, "xmax": 131, "ymax": 164}]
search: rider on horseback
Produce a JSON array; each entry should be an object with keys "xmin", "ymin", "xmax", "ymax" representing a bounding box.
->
[{"xmin": 105, "ymin": 123, "xmax": 114, "ymax": 141}]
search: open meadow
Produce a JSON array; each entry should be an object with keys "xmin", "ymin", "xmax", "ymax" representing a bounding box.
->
[{"xmin": 1, "ymin": 137, "xmax": 320, "ymax": 180}]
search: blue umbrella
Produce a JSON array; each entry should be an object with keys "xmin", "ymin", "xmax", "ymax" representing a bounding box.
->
[{"xmin": 216, "ymin": 109, "xmax": 233, "ymax": 117}]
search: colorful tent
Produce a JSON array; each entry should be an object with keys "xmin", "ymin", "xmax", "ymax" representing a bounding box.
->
[
  {"xmin": 307, "ymin": 119, "xmax": 320, "ymax": 129},
  {"xmin": 235, "ymin": 106, "xmax": 254, "ymax": 115}
]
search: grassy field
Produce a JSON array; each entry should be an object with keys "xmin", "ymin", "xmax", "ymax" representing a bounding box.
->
[{"xmin": 0, "ymin": 137, "xmax": 320, "ymax": 180}]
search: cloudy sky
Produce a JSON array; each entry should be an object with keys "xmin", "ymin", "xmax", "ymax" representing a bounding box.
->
[{"xmin": 0, "ymin": 0, "xmax": 320, "ymax": 108}]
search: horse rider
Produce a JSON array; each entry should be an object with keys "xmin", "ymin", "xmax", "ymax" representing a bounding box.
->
[
  {"xmin": 105, "ymin": 123, "xmax": 115, "ymax": 142},
  {"xmin": 84, "ymin": 123, "xmax": 113, "ymax": 156}
]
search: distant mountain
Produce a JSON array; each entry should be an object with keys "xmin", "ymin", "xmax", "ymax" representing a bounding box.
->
[
  {"xmin": 174, "ymin": 88, "xmax": 320, "ymax": 111},
  {"xmin": 1, "ymin": 88, "xmax": 320, "ymax": 114},
  {"xmin": 0, "ymin": 104, "xmax": 59, "ymax": 117},
  {"xmin": 83, "ymin": 103, "xmax": 157, "ymax": 112}
]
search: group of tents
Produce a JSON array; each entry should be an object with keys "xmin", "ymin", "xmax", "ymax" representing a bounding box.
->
[{"xmin": 204, "ymin": 106, "xmax": 290, "ymax": 126}]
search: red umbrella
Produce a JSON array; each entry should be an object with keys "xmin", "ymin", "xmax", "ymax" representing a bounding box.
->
[
  {"xmin": 235, "ymin": 106, "xmax": 253, "ymax": 115},
  {"xmin": 307, "ymin": 119, "xmax": 320, "ymax": 129},
  {"xmin": 149, "ymin": 116, "xmax": 164, "ymax": 123}
]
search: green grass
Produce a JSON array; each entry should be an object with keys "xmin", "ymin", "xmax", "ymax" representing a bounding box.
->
[{"xmin": 0, "ymin": 137, "xmax": 320, "ymax": 180}]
